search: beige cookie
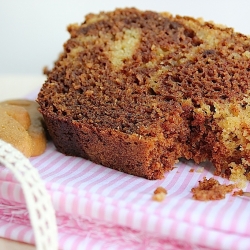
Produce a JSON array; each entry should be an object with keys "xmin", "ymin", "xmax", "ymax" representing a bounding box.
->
[
  {"xmin": 1, "ymin": 104, "xmax": 31, "ymax": 129},
  {"xmin": 0, "ymin": 106, "xmax": 33, "ymax": 156},
  {"xmin": 0, "ymin": 99, "xmax": 47, "ymax": 157}
]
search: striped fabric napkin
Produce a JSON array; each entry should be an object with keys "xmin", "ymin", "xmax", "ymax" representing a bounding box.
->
[
  {"xmin": 0, "ymin": 90, "xmax": 250, "ymax": 250},
  {"xmin": 0, "ymin": 140, "xmax": 250, "ymax": 250}
]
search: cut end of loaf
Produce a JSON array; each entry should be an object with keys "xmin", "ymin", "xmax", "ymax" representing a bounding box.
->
[{"xmin": 38, "ymin": 8, "xmax": 250, "ymax": 179}]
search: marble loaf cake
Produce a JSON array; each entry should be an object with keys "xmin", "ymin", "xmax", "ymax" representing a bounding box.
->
[{"xmin": 37, "ymin": 8, "xmax": 250, "ymax": 180}]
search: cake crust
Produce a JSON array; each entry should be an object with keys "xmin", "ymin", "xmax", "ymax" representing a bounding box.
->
[{"xmin": 38, "ymin": 8, "xmax": 250, "ymax": 179}]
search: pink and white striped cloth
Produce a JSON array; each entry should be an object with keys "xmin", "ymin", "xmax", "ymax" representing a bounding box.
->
[
  {"xmin": 0, "ymin": 141, "xmax": 250, "ymax": 249},
  {"xmin": 0, "ymin": 92, "xmax": 250, "ymax": 249}
]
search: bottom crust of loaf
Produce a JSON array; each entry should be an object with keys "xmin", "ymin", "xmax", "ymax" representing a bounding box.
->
[
  {"xmin": 42, "ymin": 111, "xmax": 250, "ymax": 181},
  {"xmin": 42, "ymin": 114, "xmax": 187, "ymax": 180}
]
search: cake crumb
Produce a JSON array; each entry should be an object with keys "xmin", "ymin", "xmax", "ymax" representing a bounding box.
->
[
  {"xmin": 229, "ymin": 163, "xmax": 247, "ymax": 189},
  {"xmin": 232, "ymin": 189, "xmax": 244, "ymax": 196},
  {"xmin": 195, "ymin": 167, "xmax": 204, "ymax": 173},
  {"xmin": 189, "ymin": 168, "xmax": 195, "ymax": 172},
  {"xmin": 152, "ymin": 186, "xmax": 167, "ymax": 202},
  {"xmin": 191, "ymin": 177, "xmax": 235, "ymax": 201}
]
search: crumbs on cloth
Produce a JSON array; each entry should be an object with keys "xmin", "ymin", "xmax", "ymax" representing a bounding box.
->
[
  {"xmin": 191, "ymin": 177, "xmax": 235, "ymax": 201},
  {"xmin": 152, "ymin": 186, "xmax": 167, "ymax": 202}
]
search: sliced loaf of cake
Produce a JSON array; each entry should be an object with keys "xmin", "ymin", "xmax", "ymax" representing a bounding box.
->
[{"xmin": 37, "ymin": 8, "xmax": 250, "ymax": 179}]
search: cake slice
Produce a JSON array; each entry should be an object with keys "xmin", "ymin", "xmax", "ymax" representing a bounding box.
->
[{"xmin": 37, "ymin": 8, "xmax": 250, "ymax": 180}]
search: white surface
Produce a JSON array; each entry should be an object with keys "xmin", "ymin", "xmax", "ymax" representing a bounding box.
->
[
  {"xmin": 1, "ymin": 0, "xmax": 250, "ymax": 75},
  {"xmin": 0, "ymin": 237, "xmax": 35, "ymax": 250},
  {"xmin": 0, "ymin": 75, "xmax": 45, "ymax": 101}
]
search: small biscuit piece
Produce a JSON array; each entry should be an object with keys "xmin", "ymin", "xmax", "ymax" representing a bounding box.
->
[
  {"xmin": 0, "ymin": 99, "xmax": 47, "ymax": 157},
  {"xmin": 152, "ymin": 186, "xmax": 167, "ymax": 202}
]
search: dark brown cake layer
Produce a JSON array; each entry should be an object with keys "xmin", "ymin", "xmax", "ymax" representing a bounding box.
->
[{"xmin": 38, "ymin": 8, "xmax": 250, "ymax": 179}]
